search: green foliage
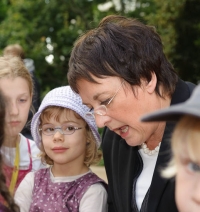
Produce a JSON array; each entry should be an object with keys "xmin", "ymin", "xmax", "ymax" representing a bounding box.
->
[
  {"xmin": 97, "ymin": 158, "xmax": 105, "ymax": 166},
  {"xmin": 0, "ymin": 0, "xmax": 116, "ymax": 98},
  {"xmin": 173, "ymin": 0, "xmax": 200, "ymax": 83},
  {"xmin": 134, "ymin": 0, "xmax": 200, "ymax": 84},
  {"xmin": 144, "ymin": 0, "xmax": 186, "ymax": 68},
  {"xmin": 0, "ymin": 0, "xmax": 200, "ymax": 99}
]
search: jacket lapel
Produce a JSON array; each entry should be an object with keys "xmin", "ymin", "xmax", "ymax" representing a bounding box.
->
[{"xmin": 103, "ymin": 131, "xmax": 138, "ymax": 212}]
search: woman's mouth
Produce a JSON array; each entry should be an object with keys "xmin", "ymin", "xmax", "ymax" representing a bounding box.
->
[
  {"xmin": 120, "ymin": 126, "xmax": 129, "ymax": 133},
  {"xmin": 118, "ymin": 125, "xmax": 129, "ymax": 138}
]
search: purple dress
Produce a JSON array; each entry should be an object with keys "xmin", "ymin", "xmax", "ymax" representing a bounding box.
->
[
  {"xmin": 0, "ymin": 203, "xmax": 12, "ymax": 212},
  {"xmin": 29, "ymin": 168, "xmax": 107, "ymax": 212}
]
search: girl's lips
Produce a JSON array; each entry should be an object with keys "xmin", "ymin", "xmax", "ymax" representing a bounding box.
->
[
  {"xmin": 9, "ymin": 121, "xmax": 20, "ymax": 127},
  {"xmin": 52, "ymin": 147, "xmax": 68, "ymax": 153}
]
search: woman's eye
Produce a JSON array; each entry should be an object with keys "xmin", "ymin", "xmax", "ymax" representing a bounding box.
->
[
  {"xmin": 187, "ymin": 162, "xmax": 200, "ymax": 173},
  {"xmin": 89, "ymin": 107, "xmax": 94, "ymax": 112},
  {"xmin": 101, "ymin": 99, "xmax": 111, "ymax": 105}
]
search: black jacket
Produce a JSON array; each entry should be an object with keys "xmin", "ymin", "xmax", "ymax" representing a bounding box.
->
[{"xmin": 102, "ymin": 79, "xmax": 195, "ymax": 212}]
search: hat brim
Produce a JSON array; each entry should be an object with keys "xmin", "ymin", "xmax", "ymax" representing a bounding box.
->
[{"xmin": 141, "ymin": 103, "xmax": 200, "ymax": 122}]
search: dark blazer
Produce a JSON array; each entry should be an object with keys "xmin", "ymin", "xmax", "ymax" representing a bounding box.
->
[{"xmin": 102, "ymin": 79, "xmax": 195, "ymax": 212}]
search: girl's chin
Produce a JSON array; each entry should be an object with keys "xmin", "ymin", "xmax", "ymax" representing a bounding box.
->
[{"xmin": 6, "ymin": 130, "xmax": 22, "ymax": 137}]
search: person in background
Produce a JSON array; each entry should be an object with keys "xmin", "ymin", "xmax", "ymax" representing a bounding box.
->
[
  {"xmin": 0, "ymin": 90, "xmax": 20, "ymax": 212},
  {"xmin": 3, "ymin": 44, "xmax": 41, "ymax": 139},
  {"xmin": 141, "ymin": 83, "xmax": 200, "ymax": 212},
  {"xmin": 0, "ymin": 56, "xmax": 43, "ymax": 196},
  {"xmin": 14, "ymin": 86, "xmax": 107, "ymax": 212},
  {"xmin": 67, "ymin": 15, "xmax": 195, "ymax": 212}
]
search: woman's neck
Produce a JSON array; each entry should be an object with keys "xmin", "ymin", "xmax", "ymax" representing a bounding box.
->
[{"xmin": 3, "ymin": 134, "xmax": 20, "ymax": 148}]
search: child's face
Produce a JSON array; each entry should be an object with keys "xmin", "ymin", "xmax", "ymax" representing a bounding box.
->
[
  {"xmin": 175, "ymin": 144, "xmax": 200, "ymax": 212},
  {"xmin": 41, "ymin": 110, "xmax": 88, "ymax": 169},
  {"xmin": 0, "ymin": 76, "xmax": 32, "ymax": 138}
]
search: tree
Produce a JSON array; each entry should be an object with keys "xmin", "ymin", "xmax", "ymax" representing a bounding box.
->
[
  {"xmin": 1, "ymin": 0, "xmax": 200, "ymax": 96},
  {"xmin": 173, "ymin": 0, "xmax": 200, "ymax": 83},
  {"xmin": 0, "ymin": 0, "xmax": 115, "ymax": 98},
  {"xmin": 142, "ymin": 0, "xmax": 200, "ymax": 84}
]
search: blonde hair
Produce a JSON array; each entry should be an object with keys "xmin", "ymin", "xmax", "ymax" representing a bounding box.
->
[
  {"xmin": 39, "ymin": 106, "xmax": 102, "ymax": 167},
  {"xmin": 0, "ymin": 56, "xmax": 33, "ymax": 96},
  {"xmin": 162, "ymin": 115, "xmax": 200, "ymax": 178},
  {"xmin": 3, "ymin": 44, "xmax": 25, "ymax": 59}
]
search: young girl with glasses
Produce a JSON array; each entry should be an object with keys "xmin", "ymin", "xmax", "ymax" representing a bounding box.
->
[
  {"xmin": 14, "ymin": 86, "xmax": 108, "ymax": 212},
  {"xmin": 0, "ymin": 56, "xmax": 43, "ymax": 197}
]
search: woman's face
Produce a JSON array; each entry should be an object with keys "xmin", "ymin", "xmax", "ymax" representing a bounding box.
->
[
  {"xmin": 175, "ymin": 144, "xmax": 200, "ymax": 212},
  {"xmin": 77, "ymin": 75, "xmax": 165, "ymax": 146}
]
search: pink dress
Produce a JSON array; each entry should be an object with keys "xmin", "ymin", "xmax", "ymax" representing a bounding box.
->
[{"xmin": 3, "ymin": 138, "xmax": 32, "ymax": 193}]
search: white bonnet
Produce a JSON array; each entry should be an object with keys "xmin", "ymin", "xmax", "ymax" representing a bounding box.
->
[{"xmin": 31, "ymin": 86, "xmax": 101, "ymax": 150}]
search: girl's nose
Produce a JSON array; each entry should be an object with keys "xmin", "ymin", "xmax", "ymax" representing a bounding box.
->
[
  {"xmin": 192, "ymin": 176, "xmax": 200, "ymax": 205},
  {"xmin": 53, "ymin": 131, "xmax": 64, "ymax": 142},
  {"xmin": 192, "ymin": 177, "xmax": 200, "ymax": 204},
  {"xmin": 9, "ymin": 102, "xmax": 19, "ymax": 115}
]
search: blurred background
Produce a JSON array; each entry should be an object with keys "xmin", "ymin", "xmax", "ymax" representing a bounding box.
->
[{"xmin": 0, "ymin": 0, "xmax": 200, "ymax": 100}]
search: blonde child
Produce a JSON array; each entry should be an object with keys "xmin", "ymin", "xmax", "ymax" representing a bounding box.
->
[
  {"xmin": 14, "ymin": 86, "xmax": 108, "ymax": 212},
  {"xmin": 0, "ymin": 56, "xmax": 43, "ymax": 195},
  {"xmin": 3, "ymin": 44, "xmax": 41, "ymax": 140},
  {"xmin": 141, "ymin": 84, "xmax": 200, "ymax": 212},
  {"xmin": 0, "ymin": 91, "xmax": 19, "ymax": 212}
]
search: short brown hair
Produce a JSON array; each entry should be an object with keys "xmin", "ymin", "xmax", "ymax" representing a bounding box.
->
[{"xmin": 68, "ymin": 15, "xmax": 178, "ymax": 98}]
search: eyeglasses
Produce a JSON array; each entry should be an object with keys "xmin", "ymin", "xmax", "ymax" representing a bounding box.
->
[
  {"xmin": 39, "ymin": 124, "xmax": 82, "ymax": 136},
  {"xmin": 85, "ymin": 80, "xmax": 125, "ymax": 119}
]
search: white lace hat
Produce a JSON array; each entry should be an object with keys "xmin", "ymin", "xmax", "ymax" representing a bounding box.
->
[{"xmin": 31, "ymin": 86, "xmax": 101, "ymax": 150}]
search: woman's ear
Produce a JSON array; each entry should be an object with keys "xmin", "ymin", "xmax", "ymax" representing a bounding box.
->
[{"xmin": 146, "ymin": 72, "xmax": 157, "ymax": 94}]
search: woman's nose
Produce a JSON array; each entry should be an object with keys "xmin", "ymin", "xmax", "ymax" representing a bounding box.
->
[{"xmin": 95, "ymin": 115, "xmax": 111, "ymax": 128}]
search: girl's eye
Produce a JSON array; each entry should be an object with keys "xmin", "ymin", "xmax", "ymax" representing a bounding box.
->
[
  {"xmin": 66, "ymin": 126, "xmax": 75, "ymax": 131},
  {"xmin": 187, "ymin": 162, "xmax": 200, "ymax": 173},
  {"xmin": 62, "ymin": 126, "xmax": 75, "ymax": 132},
  {"xmin": 45, "ymin": 127, "xmax": 54, "ymax": 132},
  {"xmin": 19, "ymin": 99, "xmax": 27, "ymax": 103}
]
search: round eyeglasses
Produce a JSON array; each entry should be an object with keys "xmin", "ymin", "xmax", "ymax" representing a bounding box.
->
[
  {"xmin": 85, "ymin": 80, "xmax": 125, "ymax": 119},
  {"xmin": 39, "ymin": 124, "xmax": 82, "ymax": 136}
]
